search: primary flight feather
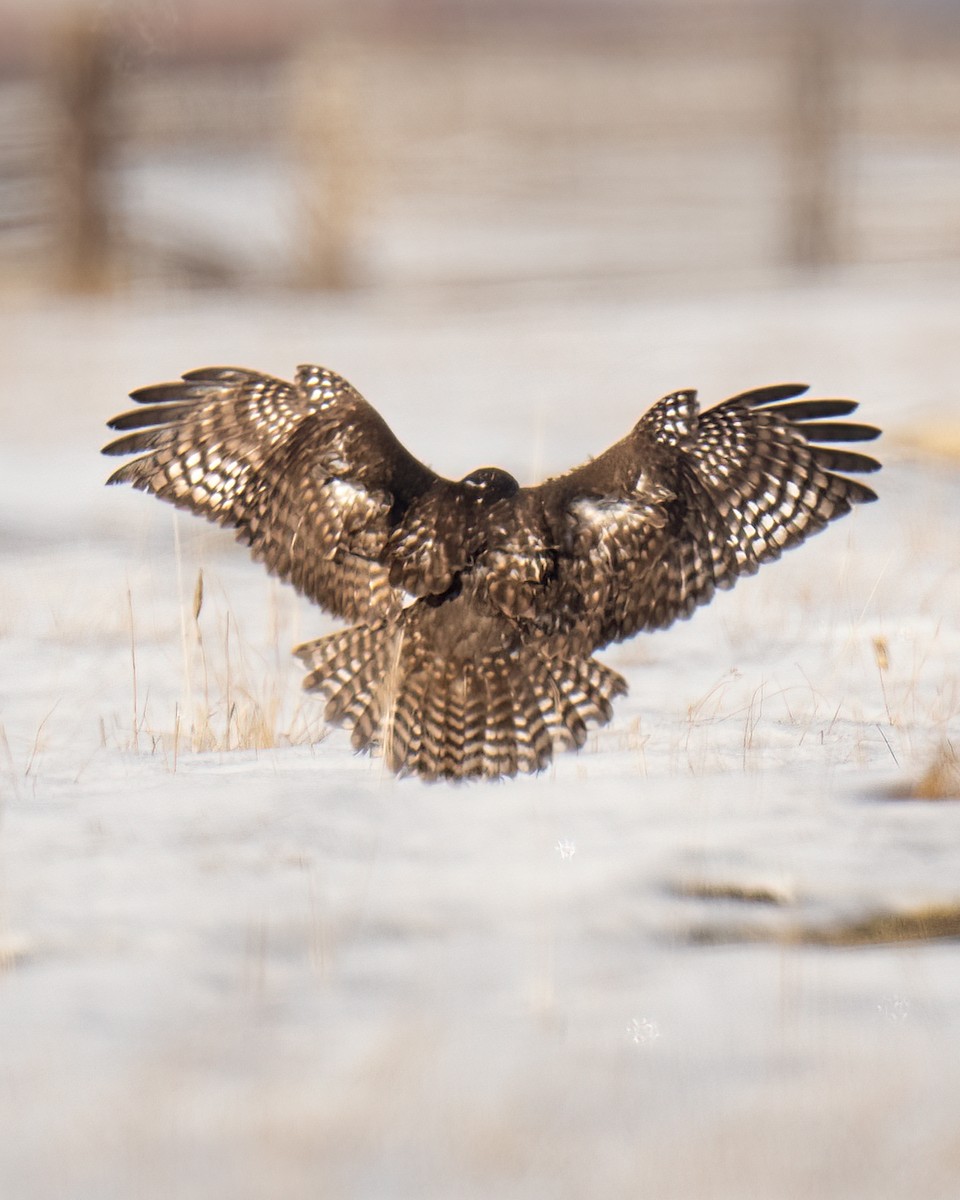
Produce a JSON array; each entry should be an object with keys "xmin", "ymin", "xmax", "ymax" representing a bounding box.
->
[{"xmin": 104, "ymin": 365, "xmax": 881, "ymax": 780}]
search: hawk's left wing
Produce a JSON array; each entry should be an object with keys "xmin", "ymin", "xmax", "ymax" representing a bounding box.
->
[
  {"xmin": 103, "ymin": 365, "xmax": 442, "ymax": 622},
  {"xmin": 533, "ymin": 384, "xmax": 881, "ymax": 652}
]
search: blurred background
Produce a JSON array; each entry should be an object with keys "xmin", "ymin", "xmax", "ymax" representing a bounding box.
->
[
  {"xmin": 4, "ymin": 8, "xmax": 960, "ymax": 1200},
  {"xmin": 2, "ymin": 0, "xmax": 960, "ymax": 299}
]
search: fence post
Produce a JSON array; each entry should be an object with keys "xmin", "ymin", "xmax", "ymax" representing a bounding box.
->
[
  {"xmin": 786, "ymin": 0, "xmax": 844, "ymax": 269},
  {"xmin": 50, "ymin": 12, "xmax": 115, "ymax": 293},
  {"xmin": 287, "ymin": 39, "xmax": 364, "ymax": 290}
]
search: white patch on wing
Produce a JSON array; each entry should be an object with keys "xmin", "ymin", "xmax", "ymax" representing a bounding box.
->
[
  {"xmin": 327, "ymin": 476, "xmax": 366, "ymax": 507},
  {"xmin": 569, "ymin": 496, "xmax": 635, "ymax": 531},
  {"xmin": 570, "ymin": 495, "xmax": 667, "ymax": 533}
]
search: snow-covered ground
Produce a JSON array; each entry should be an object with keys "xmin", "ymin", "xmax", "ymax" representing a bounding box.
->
[{"xmin": 2, "ymin": 268, "xmax": 959, "ymax": 1198}]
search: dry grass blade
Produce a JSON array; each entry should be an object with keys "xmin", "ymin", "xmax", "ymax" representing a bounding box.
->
[{"xmin": 192, "ymin": 568, "xmax": 204, "ymax": 621}]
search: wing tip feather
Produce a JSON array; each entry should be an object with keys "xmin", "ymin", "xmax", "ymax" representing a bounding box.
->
[{"xmin": 734, "ymin": 382, "xmax": 811, "ymax": 407}]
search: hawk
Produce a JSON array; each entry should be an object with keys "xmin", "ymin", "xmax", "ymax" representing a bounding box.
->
[{"xmin": 103, "ymin": 365, "xmax": 880, "ymax": 781}]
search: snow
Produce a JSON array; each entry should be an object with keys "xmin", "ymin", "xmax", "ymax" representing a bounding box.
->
[{"xmin": 1, "ymin": 269, "xmax": 959, "ymax": 1198}]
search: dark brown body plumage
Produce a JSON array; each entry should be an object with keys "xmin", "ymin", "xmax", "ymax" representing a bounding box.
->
[{"xmin": 103, "ymin": 365, "xmax": 881, "ymax": 780}]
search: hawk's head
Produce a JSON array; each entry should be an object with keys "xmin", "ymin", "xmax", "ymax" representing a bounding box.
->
[{"xmin": 460, "ymin": 467, "xmax": 520, "ymax": 502}]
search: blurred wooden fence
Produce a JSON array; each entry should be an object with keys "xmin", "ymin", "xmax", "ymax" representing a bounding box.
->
[{"xmin": 1, "ymin": 2, "xmax": 960, "ymax": 293}]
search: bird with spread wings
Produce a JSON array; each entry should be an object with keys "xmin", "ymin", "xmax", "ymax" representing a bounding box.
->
[{"xmin": 103, "ymin": 365, "xmax": 880, "ymax": 780}]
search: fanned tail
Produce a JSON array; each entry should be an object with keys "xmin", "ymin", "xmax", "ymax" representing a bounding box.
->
[{"xmin": 298, "ymin": 623, "xmax": 626, "ymax": 781}]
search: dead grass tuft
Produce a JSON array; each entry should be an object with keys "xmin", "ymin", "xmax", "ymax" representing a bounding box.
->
[
  {"xmin": 116, "ymin": 565, "xmax": 324, "ymax": 765},
  {"xmin": 673, "ymin": 879, "xmax": 793, "ymax": 906},
  {"xmin": 689, "ymin": 900, "xmax": 960, "ymax": 947},
  {"xmin": 0, "ymin": 932, "xmax": 31, "ymax": 971},
  {"xmin": 907, "ymin": 742, "xmax": 960, "ymax": 801},
  {"xmin": 896, "ymin": 423, "xmax": 960, "ymax": 465},
  {"xmin": 886, "ymin": 741, "xmax": 960, "ymax": 802},
  {"xmin": 171, "ymin": 576, "xmax": 321, "ymax": 758},
  {"xmin": 806, "ymin": 903, "xmax": 960, "ymax": 945}
]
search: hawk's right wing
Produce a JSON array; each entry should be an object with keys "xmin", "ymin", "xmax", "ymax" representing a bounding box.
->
[{"xmin": 103, "ymin": 365, "xmax": 442, "ymax": 622}]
